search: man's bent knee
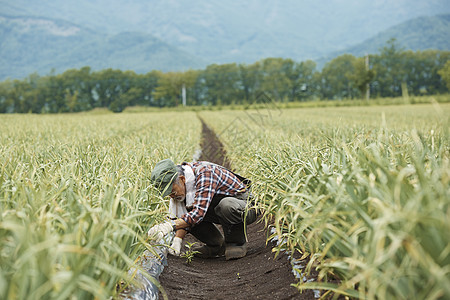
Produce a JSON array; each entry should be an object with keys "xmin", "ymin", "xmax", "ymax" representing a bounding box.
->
[{"xmin": 215, "ymin": 197, "xmax": 246, "ymax": 225}]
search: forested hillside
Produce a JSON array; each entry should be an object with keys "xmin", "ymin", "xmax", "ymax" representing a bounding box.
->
[
  {"xmin": 3, "ymin": 0, "xmax": 449, "ymax": 59},
  {"xmin": 328, "ymin": 14, "xmax": 450, "ymax": 59},
  {"xmin": 0, "ymin": 15, "xmax": 205, "ymax": 81},
  {"xmin": 1, "ymin": 13, "xmax": 449, "ymax": 81},
  {"xmin": 1, "ymin": 0, "xmax": 449, "ymax": 80}
]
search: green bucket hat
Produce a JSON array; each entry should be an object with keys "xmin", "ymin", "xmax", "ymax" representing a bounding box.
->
[{"xmin": 150, "ymin": 159, "xmax": 177, "ymax": 197}]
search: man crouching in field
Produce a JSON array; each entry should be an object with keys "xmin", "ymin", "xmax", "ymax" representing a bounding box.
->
[{"xmin": 147, "ymin": 159, "xmax": 258, "ymax": 260}]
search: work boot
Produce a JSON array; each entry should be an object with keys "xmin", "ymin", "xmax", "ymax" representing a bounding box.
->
[
  {"xmin": 225, "ymin": 242, "xmax": 247, "ymax": 260},
  {"xmin": 193, "ymin": 243, "xmax": 225, "ymax": 258},
  {"xmin": 222, "ymin": 222, "xmax": 248, "ymax": 260},
  {"xmin": 190, "ymin": 222, "xmax": 225, "ymax": 258}
]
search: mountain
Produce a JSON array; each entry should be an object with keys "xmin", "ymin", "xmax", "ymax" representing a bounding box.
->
[
  {"xmin": 1, "ymin": 0, "xmax": 449, "ymax": 64},
  {"xmin": 1, "ymin": 1, "xmax": 449, "ymax": 80},
  {"xmin": 326, "ymin": 14, "xmax": 450, "ymax": 60},
  {"xmin": 0, "ymin": 15, "xmax": 206, "ymax": 80}
]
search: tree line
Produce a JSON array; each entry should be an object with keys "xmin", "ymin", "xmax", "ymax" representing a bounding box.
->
[{"xmin": 1, "ymin": 39, "xmax": 449, "ymax": 113}]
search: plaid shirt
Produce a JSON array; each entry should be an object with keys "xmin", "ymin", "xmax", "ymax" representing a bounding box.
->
[{"xmin": 182, "ymin": 161, "xmax": 247, "ymax": 225}]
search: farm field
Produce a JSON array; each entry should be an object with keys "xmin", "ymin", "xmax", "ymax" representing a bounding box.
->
[
  {"xmin": 0, "ymin": 112, "xmax": 201, "ymax": 299},
  {"xmin": 1, "ymin": 103, "xmax": 449, "ymax": 299},
  {"xmin": 199, "ymin": 103, "xmax": 450, "ymax": 299}
]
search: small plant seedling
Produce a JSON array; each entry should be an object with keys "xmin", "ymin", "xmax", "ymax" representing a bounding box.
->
[{"xmin": 181, "ymin": 241, "xmax": 200, "ymax": 264}]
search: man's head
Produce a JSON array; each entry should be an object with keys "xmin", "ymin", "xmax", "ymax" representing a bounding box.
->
[{"xmin": 150, "ymin": 159, "xmax": 186, "ymax": 201}]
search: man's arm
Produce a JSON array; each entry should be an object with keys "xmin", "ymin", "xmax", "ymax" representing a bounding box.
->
[
  {"xmin": 169, "ymin": 224, "xmax": 188, "ymax": 256},
  {"xmin": 174, "ymin": 218, "xmax": 190, "ymax": 230}
]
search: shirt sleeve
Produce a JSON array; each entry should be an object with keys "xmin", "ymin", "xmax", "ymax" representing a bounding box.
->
[{"xmin": 182, "ymin": 167, "xmax": 218, "ymax": 225}]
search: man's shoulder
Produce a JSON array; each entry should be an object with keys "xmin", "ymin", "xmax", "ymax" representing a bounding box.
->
[
  {"xmin": 190, "ymin": 161, "xmax": 224, "ymax": 175},
  {"xmin": 190, "ymin": 161, "xmax": 214, "ymax": 168}
]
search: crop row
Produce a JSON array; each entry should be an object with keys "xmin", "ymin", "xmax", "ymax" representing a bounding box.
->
[
  {"xmin": 0, "ymin": 112, "xmax": 201, "ymax": 299},
  {"xmin": 199, "ymin": 103, "xmax": 450, "ymax": 299}
]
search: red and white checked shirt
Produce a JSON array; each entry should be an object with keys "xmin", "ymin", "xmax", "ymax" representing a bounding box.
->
[{"xmin": 181, "ymin": 161, "xmax": 247, "ymax": 225}]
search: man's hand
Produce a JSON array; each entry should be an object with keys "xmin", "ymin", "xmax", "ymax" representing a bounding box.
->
[
  {"xmin": 147, "ymin": 221, "xmax": 173, "ymax": 240},
  {"xmin": 169, "ymin": 237, "xmax": 183, "ymax": 256}
]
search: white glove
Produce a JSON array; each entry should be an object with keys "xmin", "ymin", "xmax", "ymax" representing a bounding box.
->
[
  {"xmin": 168, "ymin": 237, "xmax": 183, "ymax": 256},
  {"xmin": 147, "ymin": 221, "xmax": 173, "ymax": 240}
]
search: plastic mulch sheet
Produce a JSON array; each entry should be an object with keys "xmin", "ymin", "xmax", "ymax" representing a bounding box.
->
[{"xmin": 119, "ymin": 233, "xmax": 174, "ymax": 300}]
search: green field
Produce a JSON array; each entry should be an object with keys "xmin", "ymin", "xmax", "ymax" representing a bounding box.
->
[
  {"xmin": 200, "ymin": 103, "xmax": 450, "ymax": 299},
  {"xmin": 1, "ymin": 103, "xmax": 449, "ymax": 299},
  {"xmin": 0, "ymin": 112, "xmax": 201, "ymax": 299}
]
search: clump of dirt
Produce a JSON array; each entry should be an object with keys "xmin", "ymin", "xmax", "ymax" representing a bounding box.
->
[{"xmin": 158, "ymin": 118, "xmax": 315, "ymax": 299}]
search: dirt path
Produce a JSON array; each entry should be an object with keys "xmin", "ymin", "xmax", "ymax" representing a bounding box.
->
[{"xmin": 158, "ymin": 119, "xmax": 315, "ymax": 300}]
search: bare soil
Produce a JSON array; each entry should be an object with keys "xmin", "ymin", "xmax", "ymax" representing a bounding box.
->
[{"xmin": 158, "ymin": 119, "xmax": 315, "ymax": 300}]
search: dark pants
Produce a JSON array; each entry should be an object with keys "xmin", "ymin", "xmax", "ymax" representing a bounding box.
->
[{"xmin": 190, "ymin": 192, "xmax": 257, "ymax": 246}]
